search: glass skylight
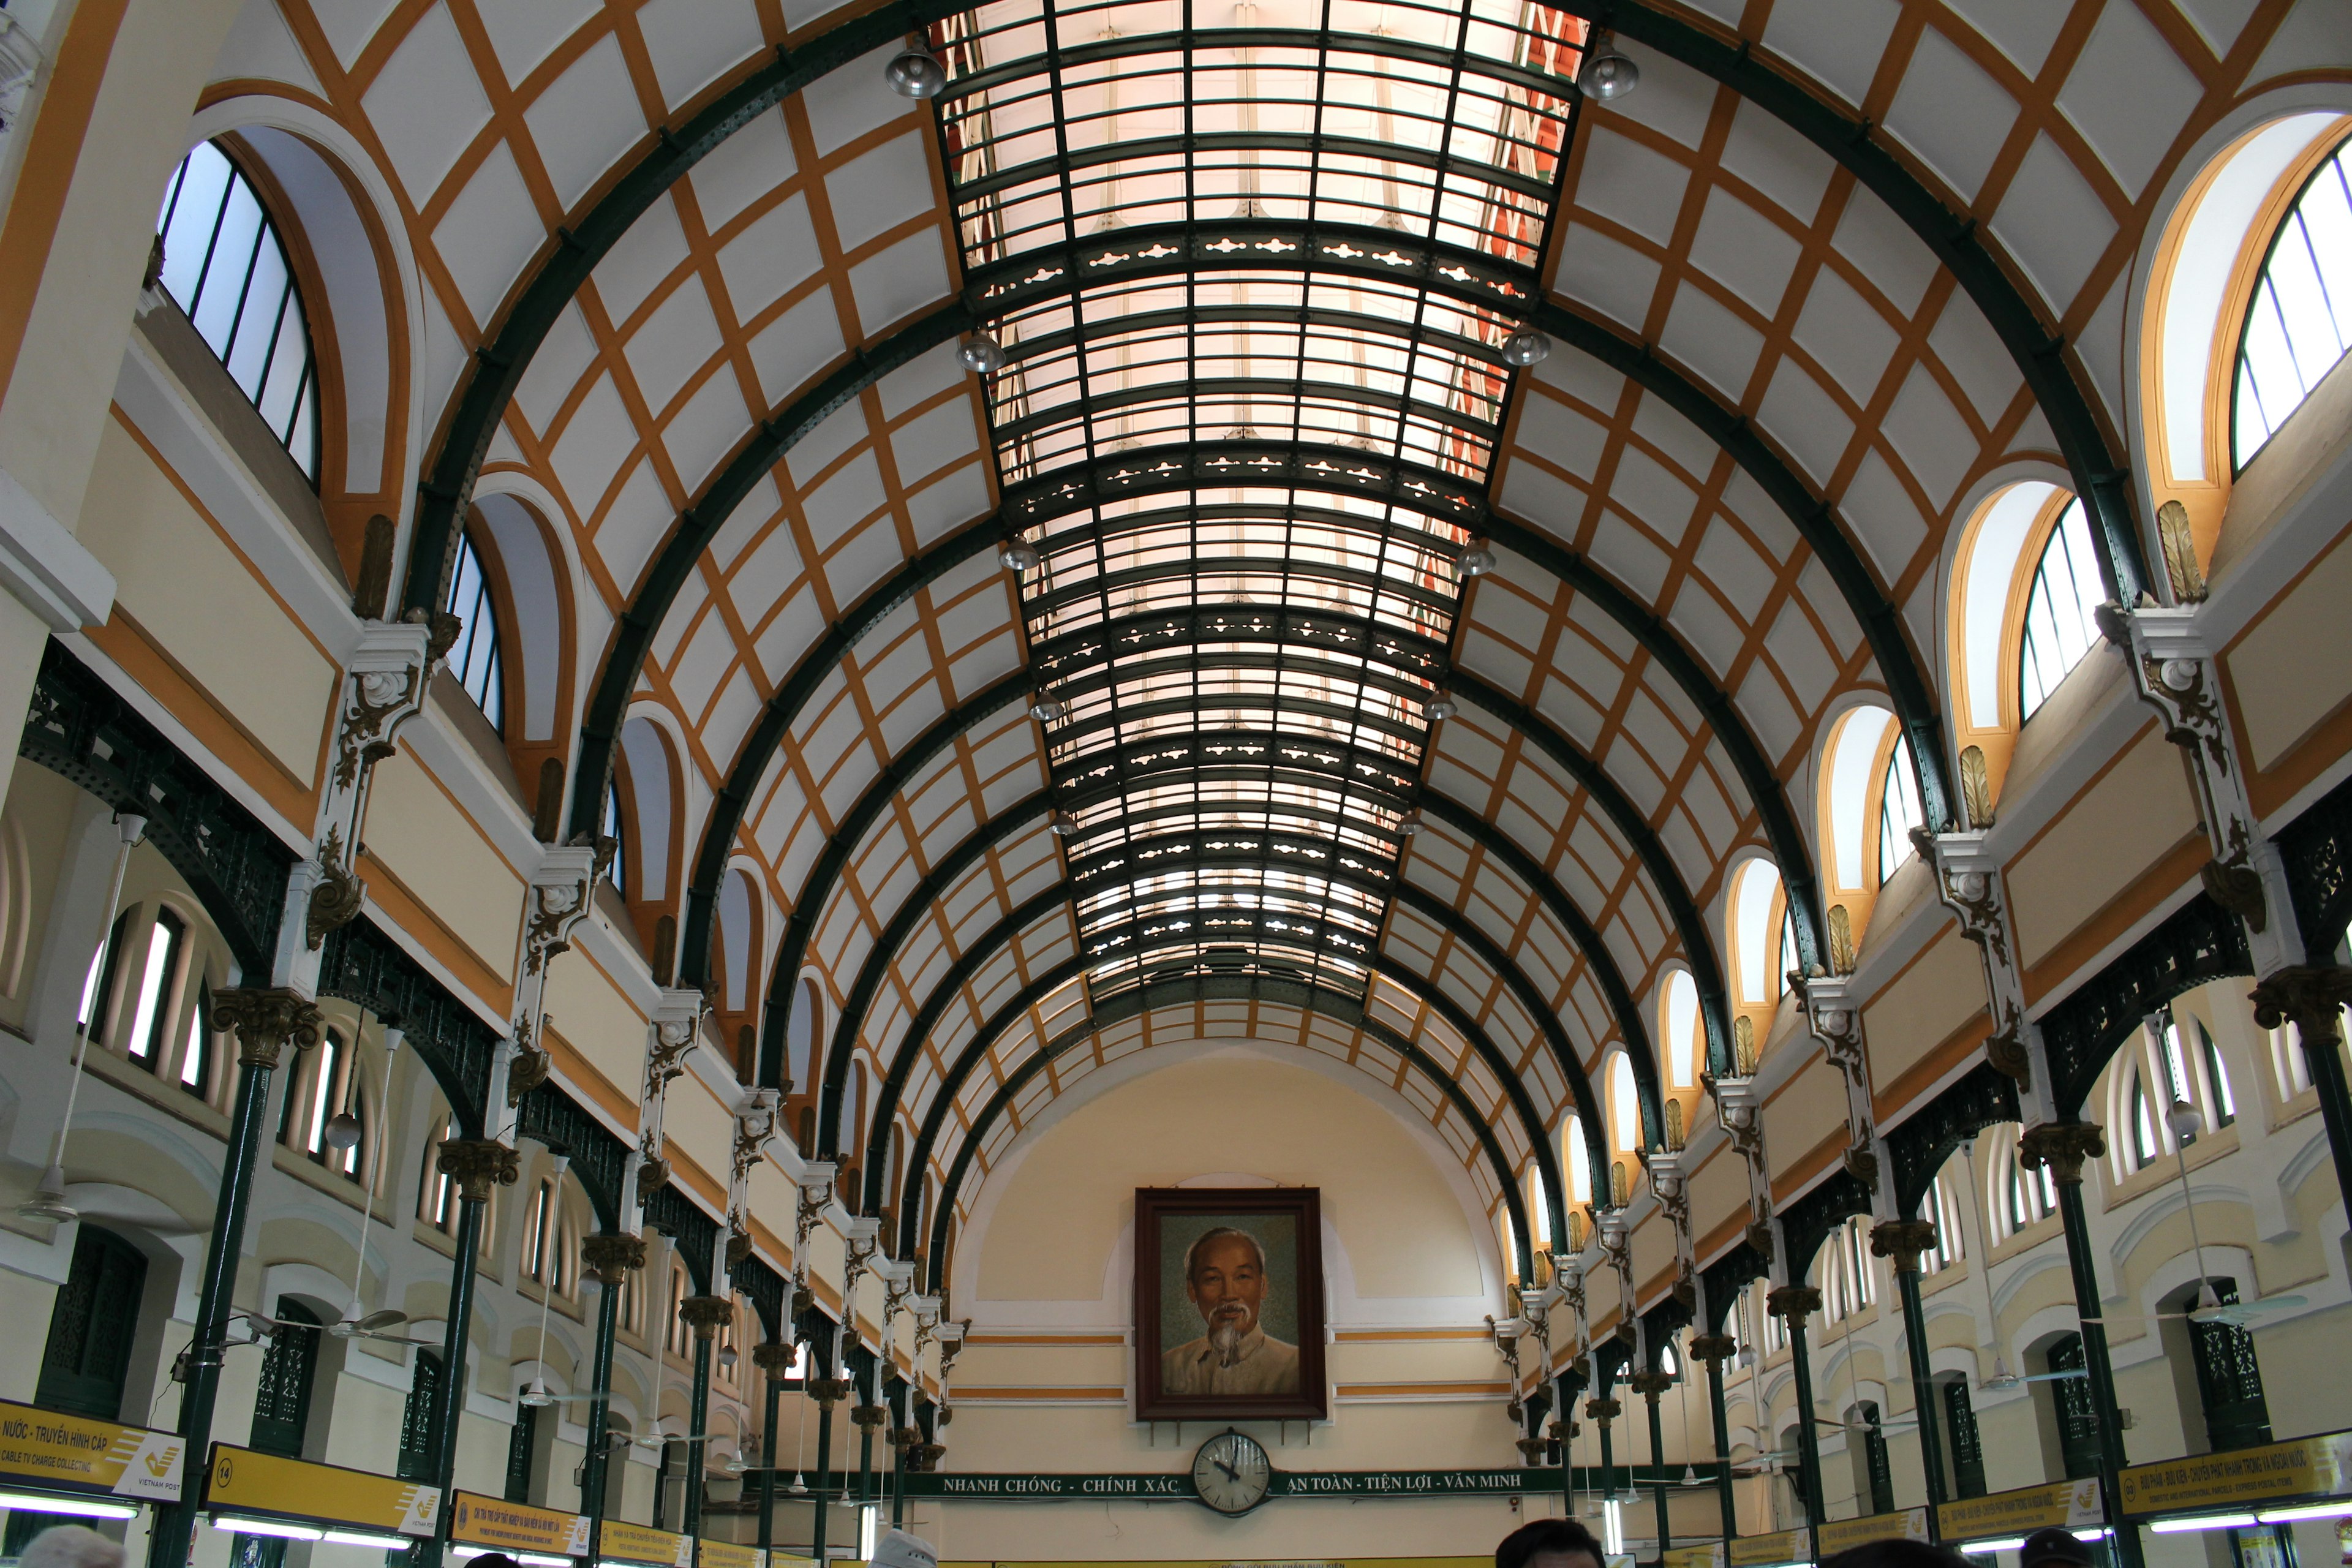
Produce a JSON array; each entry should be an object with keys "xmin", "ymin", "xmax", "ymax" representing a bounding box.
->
[{"xmin": 939, "ymin": 0, "xmax": 1585, "ymax": 1001}]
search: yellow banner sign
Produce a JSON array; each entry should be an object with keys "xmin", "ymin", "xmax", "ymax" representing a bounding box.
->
[
  {"xmin": 1727, "ymin": 1530, "xmax": 1812, "ymax": 1567},
  {"xmin": 601, "ymin": 1520, "xmax": 693, "ymax": 1567},
  {"xmin": 1937, "ymin": 1479, "xmax": 2103, "ymax": 1542},
  {"xmin": 203, "ymin": 1446, "xmax": 437, "ymax": 1535},
  {"xmin": 0, "ymin": 1398, "xmax": 183, "ymax": 1502},
  {"xmin": 2120, "ymin": 1430, "xmax": 2352, "ymax": 1517},
  {"xmin": 941, "ymin": 1560, "xmax": 1490, "ymax": 1568},
  {"xmin": 1815, "ymin": 1509, "xmax": 1929, "ymax": 1556},
  {"xmin": 1662, "ymin": 1545, "xmax": 1725, "ymax": 1568},
  {"xmin": 449, "ymin": 1491, "xmax": 591, "ymax": 1556},
  {"xmin": 698, "ymin": 1543, "xmax": 764, "ymax": 1568}
]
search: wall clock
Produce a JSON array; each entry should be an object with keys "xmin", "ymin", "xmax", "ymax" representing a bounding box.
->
[{"xmin": 1191, "ymin": 1428, "xmax": 1272, "ymax": 1515}]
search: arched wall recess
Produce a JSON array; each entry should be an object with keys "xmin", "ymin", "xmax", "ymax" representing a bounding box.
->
[{"xmin": 910, "ymin": 969, "xmax": 1550, "ymax": 1282}]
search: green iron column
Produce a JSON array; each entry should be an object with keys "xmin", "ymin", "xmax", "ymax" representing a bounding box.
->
[
  {"xmin": 579, "ymin": 1234, "xmax": 643, "ymax": 1557},
  {"xmin": 752, "ymin": 1344, "xmax": 793, "ymax": 1553},
  {"xmin": 1630, "ymin": 1370, "xmax": 1673, "ymax": 1550},
  {"xmin": 851, "ymin": 1347, "xmax": 884, "ymax": 1507},
  {"xmin": 1768, "ymin": 1286, "xmax": 1826, "ymax": 1529},
  {"xmin": 1691, "ymin": 1333, "xmax": 1740, "ymax": 1542},
  {"xmin": 426, "ymin": 1140, "xmax": 521, "ymax": 1568},
  {"xmin": 807, "ymin": 1324, "xmax": 849, "ymax": 1561},
  {"xmin": 1873, "ymin": 1221, "xmax": 1949, "ymax": 1529},
  {"xmin": 2252, "ymin": 970, "xmax": 2352, "ymax": 1224},
  {"xmin": 1586, "ymin": 1393, "xmax": 1620, "ymax": 1529},
  {"xmin": 681, "ymin": 1296, "xmax": 734, "ymax": 1546},
  {"xmin": 147, "ymin": 990, "xmax": 323, "ymax": 1568},
  {"xmin": 2024, "ymin": 1123, "xmax": 2144, "ymax": 1568}
]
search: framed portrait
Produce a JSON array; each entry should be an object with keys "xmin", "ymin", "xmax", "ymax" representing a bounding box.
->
[{"xmin": 1133, "ymin": 1186, "xmax": 1326, "ymax": 1421}]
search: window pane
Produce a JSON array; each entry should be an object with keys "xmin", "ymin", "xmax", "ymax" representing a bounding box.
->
[
  {"xmin": 2019, "ymin": 501, "xmax": 2103, "ymax": 720},
  {"xmin": 2235, "ymin": 139, "xmax": 2352, "ymax": 466},
  {"xmin": 124, "ymin": 918, "xmax": 178, "ymax": 1063},
  {"xmin": 153, "ymin": 141, "xmax": 320, "ymax": 481}
]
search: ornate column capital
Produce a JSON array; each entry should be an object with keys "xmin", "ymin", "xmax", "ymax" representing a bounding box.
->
[
  {"xmin": 752, "ymin": 1341, "xmax": 799, "ymax": 1381},
  {"xmin": 211, "ymin": 987, "xmax": 326, "ymax": 1069},
  {"xmin": 2019, "ymin": 1120, "xmax": 2106, "ymax": 1185},
  {"xmin": 851, "ymin": 1403, "xmax": 889, "ymax": 1430},
  {"xmin": 581, "ymin": 1231, "xmax": 646, "ymax": 1285},
  {"xmin": 1687, "ymin": 1333, "xmax": 1737, "ymax": 1365},
  {"xmin": 1765, "ymin": 1284, "xmax": 1822, "ymax": 1322},
  {"xmin": 1869, "ymin": 1219, "xmax": 1939, "ymax": 1273},
  {"xmin": 436, "ymin": 1137, "xmax": 521, "ymax": 1204},
  {"xmin": 806, "ymin": 1375, "xmax": 853, "ymax": 1409},
  {"xmin": 1626, "ymin": 1370, "xmax": 1673, "ymax": 1400},
  {"xmin": 1583, "ymin": 1396, "xmax": 1619, "ymax": 1425},
  {"xmin": 679, "ymin": 1294, "xmax": 734, "ymax": 1342},
  {"xmin": 2250, "ymin": 965, "xmax": 2352, "ymax": 1044}
]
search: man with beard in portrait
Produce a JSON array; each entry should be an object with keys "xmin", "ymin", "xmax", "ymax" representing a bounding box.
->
[{"xmin": 1161, "ymin": 1226, "xmax": 1301, "ymax": 1395}]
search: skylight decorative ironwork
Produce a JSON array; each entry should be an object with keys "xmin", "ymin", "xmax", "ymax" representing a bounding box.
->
[{"xmin": 934, "ymin": 0, "xmax": 1585, "ymax": 1003}]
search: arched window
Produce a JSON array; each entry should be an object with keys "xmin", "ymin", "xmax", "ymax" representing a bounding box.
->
[
  {"xmin": 1730, "ymin": 859, "xmax": 1785, "ymax": 1006},
  {"xmin": 2126, "ymin": 1070, "xmax": 2159, "ymax": 1170},
  {"xmin": 603, "ymin": 780, "xmax": 627, "ymax": 899},
  {"xmin": 2234, "ymin": 135, "xmax": 2352, "ymax": 466},
  {"xmin": 1660, "ymin": 970, "xmax": 1700, "ymax": 1090},
  {"xmin": 154, "ymin": 141, "xmax": 320, "ymax": 477},
  {"xmin": 1561, "ymin": 1115, "xmax": 1591, "ymax": 1207},
  {"xmin": 2018, "ymin": 500, "xmax": 2104, "ymax": 722},
  {"xmin": 1608, "ymin": 1055, "xmax": 1638, "ymax": 1153},
  {"xmin": 444, "ymin": 532, "xmax": 505, "ymax": 733},
  {"xmin": 1876, "ymin": 738, "xmax": 1923, "ymax": 887},
  {"xmin": 1525, "ymin": 1166, "xmax": 1550, "ymax": 1251},
  {"xmin": 419, "ymin": 1114, "xmax": 458, "ymax": 1231}
]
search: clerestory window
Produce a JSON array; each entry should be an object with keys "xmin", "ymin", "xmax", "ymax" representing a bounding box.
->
[
  {"xmin": 154, "ymin": 141, "xmax": 320, "ymax": 478},
  {"xmin": 2234, "ymin": 135, "xmax": 2352, "ymax": 467},
  {"xmin": 2018, "ymin": 500, "xmax": 2105, "ymax": 722}
]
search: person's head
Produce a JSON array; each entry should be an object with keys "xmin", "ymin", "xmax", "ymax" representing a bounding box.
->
[
  {"xmin": 1496, "ymin": 1518, "xmax": 1604, "ymax": 1568},
  {"xmin": 2019, "ymin": 1529, "xmax": 2096, "ymax": 1568},
  {"xmin": 1185, "ymin": 1227, "xmax": 1269, "ymax": 1344},
  {"xmin": 17, "ymin": 1528, "xmax": 126, "ymax": 1568},
  {"xmin": 464, "ymin": 1556, "xmax": 518, "ymax": 1568},
  {"xmin": 870, "ymin": 1529, "xmax": 938, "ymax": 1568},
  {"xmin": 1818, "ymin": 1542, "xmax": 1972, "ymax": 1568}
]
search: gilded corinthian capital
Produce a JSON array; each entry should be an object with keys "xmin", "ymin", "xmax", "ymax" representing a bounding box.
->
[
  {"xmin": 581, "ymin": 1231, "xmax": 646, "ymax": 1285},
  {"xmin": 2250, "ymin": 965, "xmax": 2352, "ymax": 1044},
  {"xmin": 2018, "ymin": 1121, "xmax": 2106, "ymax": 1185},
  {"xmin": 1869, "ymin": 1219, "xmax": 1940, "ymax": 1273},
  {"xmin": 435, "ymin": 1137, "xmax": 520, "ymax": 1204},
  {"xmin": 1765, "ymin": 1284, "xmax": 1822, "ymax": 1322},
  {"xmin": 679, "ymin": 1295, "xmax": 734, "ymax": 1342},
  {"xmin": 211, "ymin": 988, "xmax": 326, "ymax": 1069}
]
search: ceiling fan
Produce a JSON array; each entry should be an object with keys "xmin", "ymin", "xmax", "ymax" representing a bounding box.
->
[
  {"xmin": 2084, "ymin": 1101, "xmax": 2305, "ymax": 1330},
  {"xmin": 326, "ymin": 1308, "xmax": 442, "ymax": 1347},
  {"xmin": 1978, "ymin": 1359, "xmax": 2087, "ymax": 1392}
]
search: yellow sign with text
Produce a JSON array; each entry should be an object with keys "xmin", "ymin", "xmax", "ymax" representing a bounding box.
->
[
  {"xmin": 1936, "ymin": 1479, "xmax": 2103, "ymax": 1542},
  {"xmin": 1727, "ymin": 1530, "xmax": 1812, "ymax": 1568},
  {"xmin": 1815, "ymin": 1509, "xmax": 1930, "ymax": 1556},
  {"xmin": 0, "ymin": 1398, "xmax": 183, "ymax": 1502},
  {"xmin": 941, "ymin": 1559, "xmax": 1490, "ymax": 1568},
  {"xmin": 204, "ymin": 1446, "xmax": 437, "ymax": 1535},
  {"xmin": 2119, "ymin": 1430, "xmax": 2352, "ymax": 1516},
  {"xmin": 698, "ymin": 1544, "xmax": 765, "ymax": 1568},
  {"xmin": 601, "ymin": 1521, "xmax": 693, "ymax": 1567},
  {"xmin": 1663, "ymin": 1545, "xmax": 1726, "ymax": 1568},
  {"xmin": 449, "ymin": 1491, "xmax": 592, "ymax": 1556}
]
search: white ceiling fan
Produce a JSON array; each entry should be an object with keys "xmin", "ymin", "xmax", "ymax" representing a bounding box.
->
[{"xmin": 2083, "ymin": 1101, "xmax": 2305, "ymax": 1329}]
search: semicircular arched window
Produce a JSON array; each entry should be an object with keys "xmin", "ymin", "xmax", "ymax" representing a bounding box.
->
[
  {"xmin": 2018, "ymin": 499, "xmax": 2105, "ymax": 722},
  {"xmin": 1875, "ymin": 736, "xmax": 1923, "ymax": 887},
  {"xmin": 444, "ymin": 530, "xmax": 505, "ymax": 733},
  {"xmin": 601, "ymin": 778, "xmax": 627, "ymax": 900},
  {"xmin": 2234, "ymin": 134, "xmax": 2352, "ymax": 468},
  {"xmin": 154, "ymin": 141, "xmax": 321, "ymax": 479}
]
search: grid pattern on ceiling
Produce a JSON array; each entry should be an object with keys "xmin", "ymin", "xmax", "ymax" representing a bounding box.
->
[{"xmin": 933, "ymin": 0, "xmax": 1585, "ymax": 1005}]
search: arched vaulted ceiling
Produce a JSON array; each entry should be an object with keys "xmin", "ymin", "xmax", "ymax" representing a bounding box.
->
[{"xmin": 218, "ymin": 0, "xmax": 2304, "ymax": 1275}]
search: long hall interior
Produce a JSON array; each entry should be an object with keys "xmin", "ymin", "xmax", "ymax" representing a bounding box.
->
[{"xmin": 1, "ymin": 4, "xmax": 2351, "ymax": 1568}]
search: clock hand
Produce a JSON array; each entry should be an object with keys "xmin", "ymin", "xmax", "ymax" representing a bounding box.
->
[{"xmin": 1215, "ymin": 1458, "xmax": 1240, "ymax": 1482}]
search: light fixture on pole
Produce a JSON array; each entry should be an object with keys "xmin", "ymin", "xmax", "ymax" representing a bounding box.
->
[
  {"xmin": 1500, "ymin": 328, "xmax": 1551, "ymax": 368},
  {"xmin": 1577, "ymin": 29, "xmax": 1640, "ymax": 99},
  {"xmin": 1459, "ymin": 540, "xmax": 1496, "ymax": 577},
  {"xmin": 957, "ymin": 334, "xmax": 1008, "ymax": 374},
  {"xmin": 333, "ymin": 1026, "xmax": 405, "ymax": 1337},
  {"xmin": 20, "ymin": 813, "xmax": 147, "ymax": 1224},
  {"xmin": 883, "ymin": 39, "xmax": 947, "ymax": 99},
  {"xmin": 1425, "ymin": 690, "xmax": 1458, "ymax": 721},
  {"xmin": 998, "ymin": 536, "xmax": 1039, "ymax": 572},
  {"xmin": 519, "ymin": 1152, "xmax": 571, "ymax": 1409}
]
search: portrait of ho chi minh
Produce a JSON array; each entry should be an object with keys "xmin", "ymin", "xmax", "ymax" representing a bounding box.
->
[{"xmin": 1159, "ymin": 1225, "xmax": 1302, "ymax": 1396}]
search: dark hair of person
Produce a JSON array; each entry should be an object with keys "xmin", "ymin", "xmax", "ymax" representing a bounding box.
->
[
  {"xmin": 1819, "ymin": 1541, "xmax": 1974, "ymax": 1568},
  {"xmin": 1496, "ymin": 1517, "xmax": 1606, "ymax": 1568}
]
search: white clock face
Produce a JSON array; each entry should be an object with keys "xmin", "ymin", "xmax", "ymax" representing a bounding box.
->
[{"xmin": 1192, "ymin": 1430, "xmax": 1272, "ymax": 1515}]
